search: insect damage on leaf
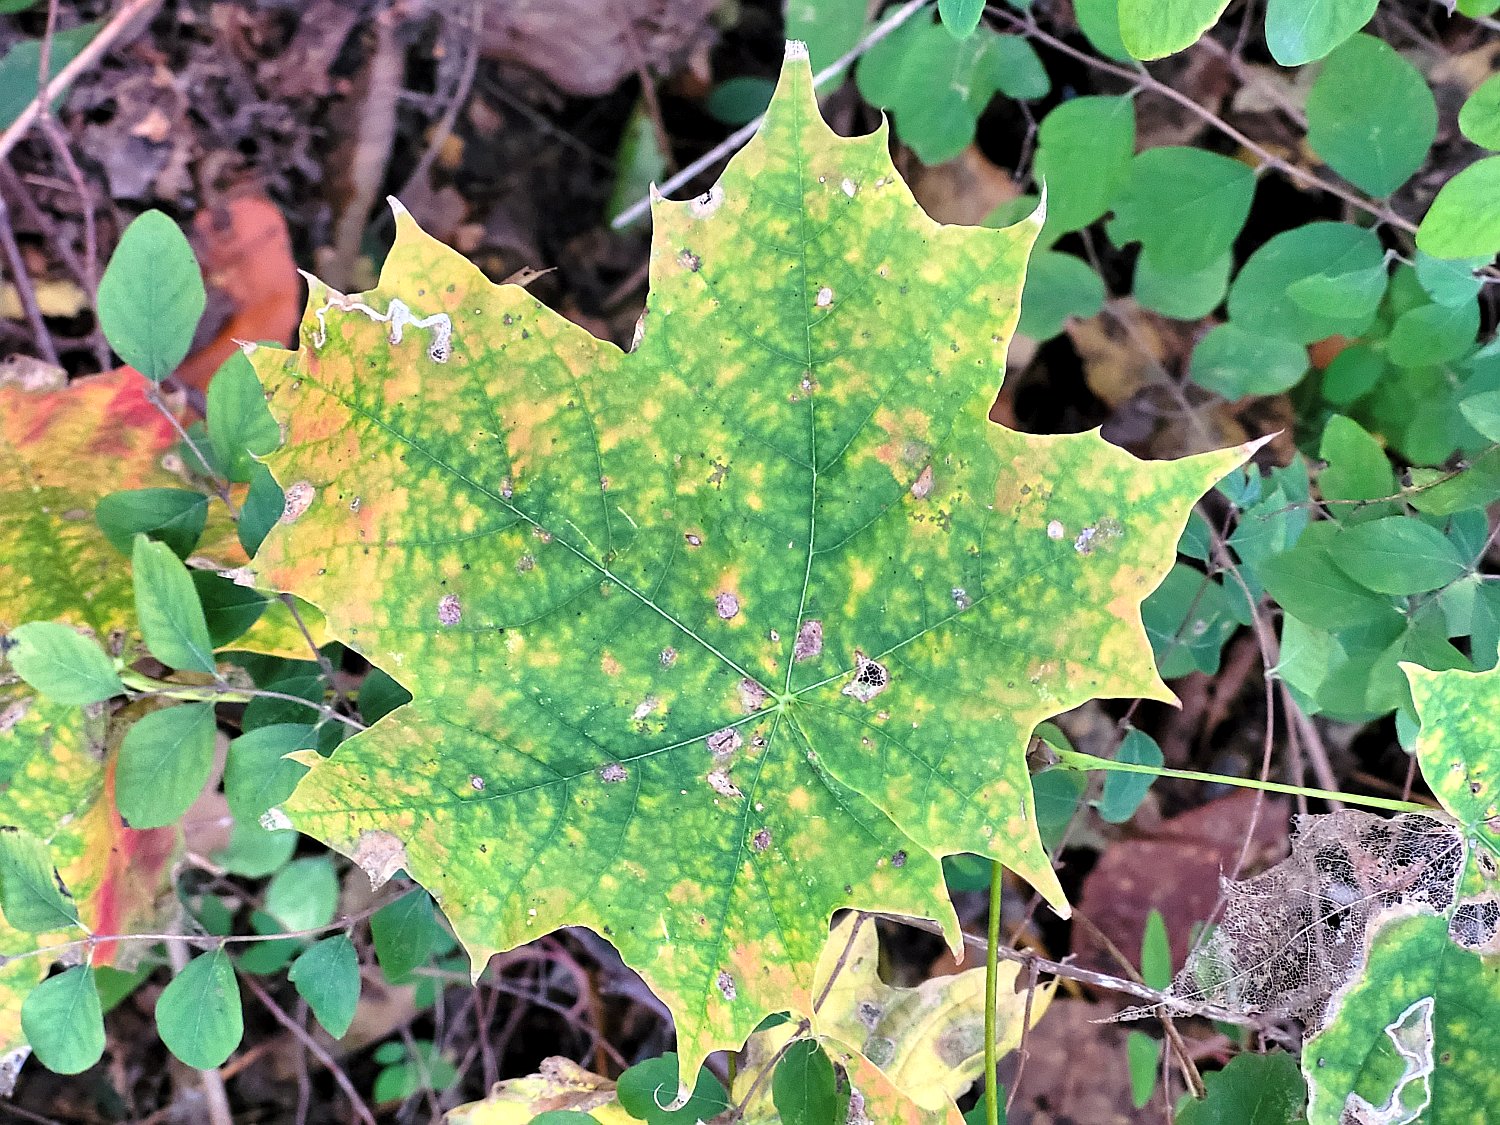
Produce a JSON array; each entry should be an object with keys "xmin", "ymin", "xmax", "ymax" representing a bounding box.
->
[{"xmin": 248, "ymin": 47, "xmax": 1250, "ymax": 1085}]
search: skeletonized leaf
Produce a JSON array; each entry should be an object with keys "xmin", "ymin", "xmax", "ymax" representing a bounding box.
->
[{"xmin": 251, "ymin": 50, "xmax": 1245, "ymax": 1082}]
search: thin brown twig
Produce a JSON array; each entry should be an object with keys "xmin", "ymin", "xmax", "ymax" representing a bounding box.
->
[
  {"xmin": 873, "ymin": 913, "xmax": 1273, "ymax": 1029},
  {"xmin": 0, "ymin": 194, "xmax": 61, "ymax": 365},
  {"xmin": 1071, "ymin": 911, "xmax": 1205, "ymax": 1100},
  {"xmin": 389, "ymin": 0, "xmax": 485, "ymax": 210},
  {"xmin": 0, "ymin": 0, "xmax": 164, "ymax": 162},
  {"xmin": 1003, "ymin": 954, "xmax": 1041, "ymax": 1115},
  {"xmin": 242, "ymin": 974, "xmax": 378, "ymax": 1125}
]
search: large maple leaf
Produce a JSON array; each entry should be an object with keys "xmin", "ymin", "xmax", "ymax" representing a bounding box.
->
[{"xmin": 251, "ymin": 49, "xmax": 1247, "ymax": 1079}]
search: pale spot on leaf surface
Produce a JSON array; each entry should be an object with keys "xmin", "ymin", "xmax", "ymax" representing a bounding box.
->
[
  {"xmin": 282, "ymin": 481, "xmax": 315, "ymax": 523},
  {"xmin": 351, "ymin": 829, "xmax": 408, "ymax": 889}
]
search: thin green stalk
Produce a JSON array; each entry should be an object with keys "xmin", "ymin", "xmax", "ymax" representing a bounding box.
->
[
  {"xmin": 1051, "ymin": 748, "xmax": 1432, "ymax": 815},
  {"xmin": 984, "ymin": 857, "xmax": 1002, "ymax": 1125}
]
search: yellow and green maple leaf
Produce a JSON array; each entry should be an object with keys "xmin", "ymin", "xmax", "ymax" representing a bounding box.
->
[{"xmin": 250, "ymin": 49, "xmax": 1247, "ymax": 1081}]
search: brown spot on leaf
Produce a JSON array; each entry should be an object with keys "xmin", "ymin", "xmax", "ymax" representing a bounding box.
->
[
  {"xmin": 707, "ymin": 769, "xmax": 742, "ymax": 798},
  {"xmin": 599, "ymin": 762, "xmax": 628, "ymax": 783},
  {"xmin": 715, "ymin": 591, "xmax": 740, "ymax": 620},
  {"xmin": 437, "ymin": 594, "xmax": 462, "ymax": 626},
  {"xmin": 660, "ymin": 647, "xmax": 678, "ymax": 668},
  {"xmin": 707, "ymin": 728, "xmax": 742, "ymax": 757},
  {"xmin": 793, "ymin": 620, "xmax": 823, "ymax": 662},
  {"xmin": 684, "ymin": 532, "xmax": 702, "ymax": 547},
  {"xmin": 891, "ymin": 849, "xmax": 907, "ymax": 868},
  {"xmin": 469, "ymin": 774, "xmax": 486, "ymax": 791},
  {"xmin": 952, "ymin": 587, "xmax": 972, "ymax": 609},
  {"xmin": 716, "ymin": 970, "xmax": 737, "ymax": 1000},
  {"xmin": 281, "ymin": 481, "xmax": 315, "ymax": 523},
  {"xmin": 677, "ymin": 248, "xmax": 702, "ymax": 272},
  {"xmin": 351, "ymin": 830, "xmax": 408, "ymax": 889},
  {"xmin": 911, "ymin": 464, "xmax": 934, "ymax": 499},
  {"xmin": 739, "ymin": 678, "xmax": 769, "ymax": 712},
  {"xmin": 752, "ymin": 828, "xmax": 771, "ymax": 852}
]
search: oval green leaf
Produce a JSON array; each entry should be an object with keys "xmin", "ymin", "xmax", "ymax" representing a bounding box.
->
[
  {"xmin": 1459, "ymin": 71, "xmax": 1500, "ymax": 151},
  {"xmin": 1264, "ymin": 0, "xmax": 1377, "ymax": 66},
  {"xmin": 772, "ymin": 1038, "xmax": 839, "ymax": 1125},
  {"xmin": 20, "ymin": 965, "xmax": 104, "ymax": 1075},
  {"xmin": 1416, "ymin": 156, "xmax": 1500, "ymax": 261},
  {"xmin": 288, "ymin": 934, "xmax": 361, "ymax": 1039},
  {"xmin": 4, "ymin": 621, "xmax": 122, "ymax": 706},
  {"xmin": 132, "ymin": 534, "xmax": 216, "ymax": 673},
  {"xmin": 155, "ymin": 948, "xmax": 243, "ymax": 1070},
  {"xmin": 0, "ymin": 827, "xmax": 80, "ymax": 932},
  {"xmin": 1118, "ymin": 0, "xmax": 1230, "ymax": 60},
  {"xmin": 1305, "ymin": 34, "xmax": 1435, "ymax": 197},
  {"xmin": 96, "ymin": 210, "xmax": 206, "ymax": 383},
  {"xmin": 116, "ymin": 702, "xmax": 218, "ymax": 829}
]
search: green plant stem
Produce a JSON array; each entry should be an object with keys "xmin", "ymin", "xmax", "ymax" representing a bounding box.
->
[
  {"xmin": 984, "ymin": 857, "xmax": 1002, "ymax": 1125},
  {"xmin": 1051, "ymin": 748, "xmax": 1432, "ymax": 814}
]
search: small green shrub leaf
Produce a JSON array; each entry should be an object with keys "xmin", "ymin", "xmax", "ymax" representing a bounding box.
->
[
  {"xmin": 20, "ymin": 966, "xmax": 104, "ymax": 1075},
  {"xmin": 1017, "ymin": 251, "xmax": 1105, "ymax": 340},
  {"xmin": 1459, "ymin": 391, "xmax": 1500, "ymax": 443},
  {"xmin": 1096, "ymin": 729, "xmax": 1163, "ymax": 823},
  {"xmin": 1385, "ymin": 301, "xmax": 1479, "ymax": 369},
  {"xmin": 1133, "ymin": 251, "xmax": 1231, "ymax": 321},
  {"xmin": 1034, "ymin": 95, "xmax": 1136, "ymax": 240},
  {"xmin": 1118, "ymin": 0, "xmax": 1230, "ymax": 60},
  {"xmin": 207, "ymin": 353, "xmax": 281, "ymax": 484},
  {"xmin": 0, "ymin": 828, "xmax": 80, "ymax": 932},
  {"xmin": 224, "ymin": 723, "xmax": 314, "ymax": 821},
  {"xmin": 1317, "ymin": 415, "xmax": 1395, "ymax": 509},
  {"xmin": 116, "ymin": 703, "xmax": 217, "ymax": 829},
  {"xmin": 1227, "ymin": 223, "xmax": 1384, "ymax": 343},
  {"xmin": 4, "ymin": 622, "xmax": 122, "ymax": 705},
  {"xmin": 1459, "ymin": 71, "xmax": 1500, "ymax": 150},
  {"xmin": 95, "ymin": 487, "xmax": 209, "ymax": 560},
  {"xmin": 1108, "ymin": 147, "xmax": 1254, "ymax": 273},
  {"xmin": 1189, "ymin": 324, "xmax": 1308, "ymax": 400},
  {"xmin": 1284, "ymin": 261, "xmax": 1387, "ymax": 321},
  {"xmin": 1176, "ymin": 1050, "xmax": 1307, "ymax": 1124},
  {"xmin": 938, "ymin": 0, "xmax": 984, "ymax": 39},
  {"xmin": 1073, "ymin": 0, "xmax": 1131, "ymax": 61},
  {"xmin": 1413, "ymin": 252, "xmax": 1486, "ymax": 308},
  {"xmin": 989, "ymin": 34, "xmax": 1050, "ymax": 100},
  {"xmin": 191, "ymin": 572, "xmax": 269, "ymax": 648},
  {"xmin": 1264, "ymin": 0, "xmax": 1377, "ymax": 66},
  {"xmin": 772, "ymin": 1038, "xmax": 839, "ymax": 1125},
  {"xmin": 371, "ymin": 889, "xmax": 438, "ymax": 983},
  {"xmin": 1305, "ymin": 34, "xmax": 1436, "ymax": 197},
  {"xmin": 785, "ymin": 0, "xmax": 867, "ymax": 72},
  {"xmin": 1126, "ymin": 1030, "xmax": 1160, "ymax": 1108},
  {"xmin": 1417, "ymin": 156, "xmax": 1500, "ymax": 260},
  {"xmin": 1141, "ymin": 910, "xmax": 1171, "ymax": 991},
  {"xmin": 238, "ymin": 464, "xmax": 284, "ymax": 557},
  {"xmin": 706, "ymin": 77, "xmax": 775, "ymax": 126},
  {"xmin": 132, "ymin": 534, "xmax": 215, "ymax": 673},
  {"xmin": 856, "ymin": 18, "xmax": 1011, "ymax": 163},
  {"xmin": 617, "ymin": 1053, "xmax": 728, "ymax": 1123},
  {"xmin": 264, "ymin": 856, "xmax": 338, "ymax": 933},
  {"xmin": 96, "ymin": 210, "xmax": 206, "ymax": 383},
  {"xmin": 1330, "ymin": 517, "xmax": 1468, "ymax": 595},
  {"xmin": 1320, "ymin": 344, "xmax": 1386, "ymax": 407},
  {"xmin": 288, "ymin": 934, "xmax": 360, "ymax": 1039},
  {"xmin": 155, "ymin": 948, "xmax": 243, "ymax": 1069}
]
